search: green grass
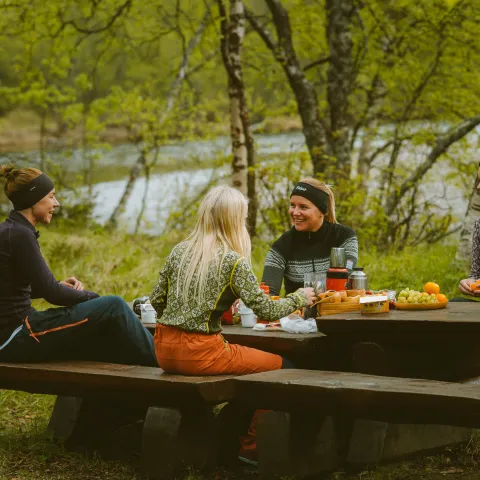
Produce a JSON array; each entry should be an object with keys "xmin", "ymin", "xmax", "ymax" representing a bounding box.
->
[
  {"xmin": 361, "ymin": 242, "xmax": 468, "ymax": 298},
  {"xmin": 0, "ymin": 228, "xmax": 476, "ymax": 479}
]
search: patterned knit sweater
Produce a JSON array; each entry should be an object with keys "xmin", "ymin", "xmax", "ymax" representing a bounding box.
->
[
  {"xmin": 150, "ymin": 242, "xmax": 309, "ymax": 334},
  {"xmin": 262, "ymin": 222, "xmax": 358, "ymax": 296},
  {"xmin": 471, "ymin": 217, "xmax": 480, "ymax": 279}
]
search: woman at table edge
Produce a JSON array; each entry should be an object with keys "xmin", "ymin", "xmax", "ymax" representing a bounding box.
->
[
  {"xmin": 458, "ymin": 219, "xmax": 480, "ymax": 299},
  {"xmin": 262, "ymin": 178, "xmax": 358, "ymax": 296},
  {"xmin": 149, "ymin": 185, "xmax": 315, "ymax": 375},
  {"xmin": 0, "ymin": 164, "xmax": 157, "ymax": 367},
  {"xmin": 457, "ymin": 163, "xmax": 480, "ymax": 300}
]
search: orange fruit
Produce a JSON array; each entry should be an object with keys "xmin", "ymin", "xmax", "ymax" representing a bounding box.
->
[
  {"xmin": 435, "ymin": 293, "xmax": 448, "ymax": 303},
  {"xmin": 424, "ymin": 282, "xmax": 440, "ymax": 295},
  {"xmin": 472, "ymin": 281, "xmax": 480, "ymax": 291}
]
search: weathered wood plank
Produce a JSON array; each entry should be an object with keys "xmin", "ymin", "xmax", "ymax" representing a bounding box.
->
[
  {"xmin": 0, "ymin": 361, "xmax": 235, "ymax": 406},
  {"xmin": 234, "ymin": 369, "xmax": 480, "ymax": 428}
]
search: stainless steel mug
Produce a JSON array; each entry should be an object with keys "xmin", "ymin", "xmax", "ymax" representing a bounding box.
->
[{"xmin": 330, "ymin": 247, "xmax": 346, "ymax": 268}]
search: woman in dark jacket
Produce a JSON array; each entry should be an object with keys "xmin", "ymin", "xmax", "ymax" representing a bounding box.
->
[
  {"xmin": 0, "ymin": 165, "xmax": 157, "ymax": 366},
  {"xmin": 262, "ymin": 178, "xmax": 358, "ymax": 295}
]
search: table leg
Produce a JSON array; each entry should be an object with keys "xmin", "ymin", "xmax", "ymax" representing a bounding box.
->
[
  {"xmin": 47, "ymin": 396, "xmax": 82, "ymax": 441},
  {"xmin": 256, "ymin": 411, "xmax": 339, "ymax": 478},
  {"xmin": 141, "ymin": 406, "xmax": 218, "ymax": 480},
  {"xmin": 50, "ymin": 395, "xmax": 147, "ymax": 456}
]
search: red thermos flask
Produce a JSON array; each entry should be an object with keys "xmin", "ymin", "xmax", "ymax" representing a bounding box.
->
[{"xmin": 326, "ymin": 247, "xmax": 349, "ymax": 291}]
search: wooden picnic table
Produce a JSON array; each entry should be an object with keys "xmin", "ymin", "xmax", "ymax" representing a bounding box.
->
[{"xmin": 316, "ymin": 303, "xmax": 480, "ymax": 381}]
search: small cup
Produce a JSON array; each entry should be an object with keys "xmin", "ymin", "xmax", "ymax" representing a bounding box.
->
[
  {"xmin": 304, "ymin": 272, "xmax": 326, "ymax": 295},
  {"xmin": 141, "ymin": 308, "xmax": 157, "ymax": 323},
  {"xmin": 241, "ymin": 312, "xmax": 257, "ymax": 327}
]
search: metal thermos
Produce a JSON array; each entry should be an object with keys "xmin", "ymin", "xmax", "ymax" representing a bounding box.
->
[
  {"xmin": 326, "ymin": 248, "xmax": 349, "ymax": 291},
  {"xmin": 348, "ymin": 267, "xmax": 368, "ymax": 290}
]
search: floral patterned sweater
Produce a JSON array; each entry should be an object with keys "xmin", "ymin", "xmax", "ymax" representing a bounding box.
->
[{"xmin": 150, "ymin": 242, "xmax": 309, "ymax": 334}]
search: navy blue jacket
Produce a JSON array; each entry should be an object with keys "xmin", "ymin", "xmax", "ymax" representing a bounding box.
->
[{"xmin": 0, "ymin": 211, "xmax": 98, "ymax": 343}]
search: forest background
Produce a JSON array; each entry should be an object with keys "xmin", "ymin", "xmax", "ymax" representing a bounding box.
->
[
  {"xmin": 0, "ymin": 0, "xmax": 478, "ymax": 262},
  {"xmin": 0, "ymin": 1, "xmax": 480, "ymax": 479}
]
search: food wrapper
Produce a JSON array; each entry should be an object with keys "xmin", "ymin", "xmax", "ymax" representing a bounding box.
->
[{"xmin": 253, "ymin": 322, "xmax": 283, "ymax": 332}]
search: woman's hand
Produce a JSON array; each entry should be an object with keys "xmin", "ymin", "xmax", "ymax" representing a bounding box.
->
[
  {"xmin": 459, "ymin": 278, "xmax": 480, "ymax": 296},
  {"xmin": 299, "ymin": 287, "xmax": 316, "ymax": 306},
  {"xmin": 60, "ymin": 277, "xmax": 84, "ymax": 291}
]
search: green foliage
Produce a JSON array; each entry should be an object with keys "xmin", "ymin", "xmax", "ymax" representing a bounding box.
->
[{"xmin": 0, "ymin": 0, "xmax": 478, "ymax": 250}]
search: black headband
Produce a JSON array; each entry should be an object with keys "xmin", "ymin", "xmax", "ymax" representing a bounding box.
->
[
  {"xmin": 8, "ymin": 173, "xmax": 55, "ymax": 210},
  {"xmin": 290, "ymin": 182, "xmax": 329, "ymax": 214}
]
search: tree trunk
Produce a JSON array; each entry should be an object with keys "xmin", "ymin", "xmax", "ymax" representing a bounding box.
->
[
  {"xmin": 81, "ymin": 103, "xmax": 95, "ymax": 200},
  {"xmin": 230, "ymin": 101, "xmax": 247, "ymax": 195},
  {"xmin": 244, "ymin": 99, "xmax": 257, "ymax": 236},
  {"xmin": 39, "ymin": 111, "xmax": 47, "ymax": 172},
  {"xmin": 456, "ymin": 176, "xmax": 480, "ymax": 264},
  {"xmin": 219, "ymin": 0, "xmax": 257, "ymax": 235},
  {"xmin": 108, "ymin": 150, "xmax": 147, "ymax": 229},
  {"xmin": 246, "ymin": 2, "xmax": 328, "ymax": 175},
  {"xmin": 134, "ymin": 163, "xmax": 151, "ymax": 235},
  {"xmin": 325, "ymin": 0, "xmax": 354, "ymax": 173},
  {"xmin": 106, "ymin": 12, "xmax": 209, "ymax": 230}
]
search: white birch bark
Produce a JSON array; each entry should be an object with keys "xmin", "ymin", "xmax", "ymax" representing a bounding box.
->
[{"xmin": 219, "ymin": 0, "xmax": 248, "ymax": 195}]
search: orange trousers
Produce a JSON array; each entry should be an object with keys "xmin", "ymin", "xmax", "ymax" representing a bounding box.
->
[{"xmin": 154, "ymin": 324, "xmax": 282, "ymax": 375}]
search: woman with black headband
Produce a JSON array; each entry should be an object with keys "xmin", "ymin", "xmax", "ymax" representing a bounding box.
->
[
  {"xmin": 261, "ymin": 178, "xmax": 358, "ymax": 296},
  {"xmin": 0, "ymin": 165, "xmax": 157, "ymax": 367}
]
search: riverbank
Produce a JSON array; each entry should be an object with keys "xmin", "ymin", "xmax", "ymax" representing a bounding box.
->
[{"xmin": 0, "ymin": 109, "xmax": 302, "ymax": 153}]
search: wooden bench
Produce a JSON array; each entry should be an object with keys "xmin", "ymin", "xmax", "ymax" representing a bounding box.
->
[
  {"xmin": 234, "ymin": 369, "xmax": 480, "ymax": 477},
  {"xmin": 3, "ymin": 361, "xmax": 480, "ymax": 479},
  {"xmin": 0, "ymin": 361, "xmax": 236, "ymax": 480}
]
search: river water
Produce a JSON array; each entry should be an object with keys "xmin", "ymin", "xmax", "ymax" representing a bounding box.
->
[
  {"xmin": 89, "ymin": 133, "xmax": 307, "ymax": 233},
  {"xmin": 1, "ymin": 130, "xmax": 478, "ymax": 234}
]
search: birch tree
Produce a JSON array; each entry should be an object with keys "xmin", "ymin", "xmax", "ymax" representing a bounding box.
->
[{"xmin": 218, "ymin": 0, "xmax": 257, "ymax": 235}]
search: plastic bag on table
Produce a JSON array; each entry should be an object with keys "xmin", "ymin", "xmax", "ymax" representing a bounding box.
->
[{"xmin": 280, "ymin": 315, "xmax": 318, "ymax": 334}]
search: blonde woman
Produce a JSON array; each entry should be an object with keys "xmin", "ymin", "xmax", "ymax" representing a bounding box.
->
[
  {"xmin": 150, "ymin": 185, "xmax": 314, "ymax": 375},
  {"xmin": 262, "ymin": 178, "xmax": 358, "ymax": 295}
]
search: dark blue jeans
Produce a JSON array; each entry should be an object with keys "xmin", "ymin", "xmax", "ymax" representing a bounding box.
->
[{"xmin": 0, "ymin": 296, "xmax": 158, "ymax": 367}]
